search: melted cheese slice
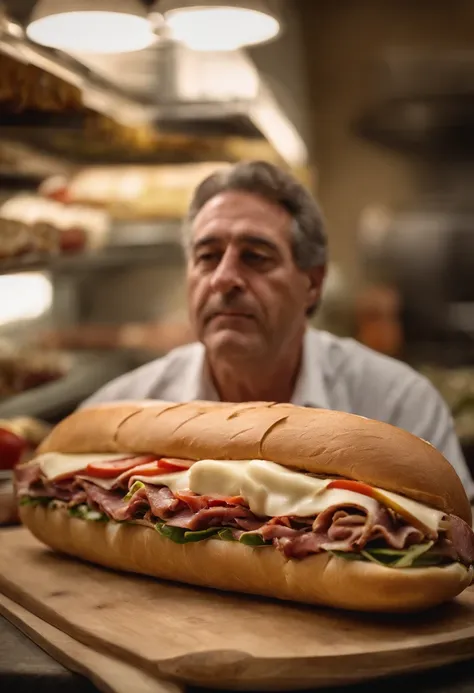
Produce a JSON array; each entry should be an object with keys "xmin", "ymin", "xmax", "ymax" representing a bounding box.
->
[
  {"xmin": 186, "ymin": 459, "xmax": 444, "ymax": 533},
  {"xmin": 37, "ymin": 453, "xmax": 130, "ymax": 481}
]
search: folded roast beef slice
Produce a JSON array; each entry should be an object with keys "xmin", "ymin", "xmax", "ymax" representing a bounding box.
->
[
  {"xmin": 15, "ymin": 463, "xmax": 41, "ymax": 496},
  {"xmin": 165, "ymin": 505, "xmax": 260, "ymax": 530},
  {"xmin": 141, "ymin": 485, "xmax": 182, "ymax": 517},
  {"xmin": 447, "ymin": 515, "xmax": 474, "ymax": 565}
]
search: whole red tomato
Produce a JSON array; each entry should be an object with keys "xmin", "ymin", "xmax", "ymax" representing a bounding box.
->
[{"xmin": 0, "ymin": 428, "xmax": 27, "ymax": 470}]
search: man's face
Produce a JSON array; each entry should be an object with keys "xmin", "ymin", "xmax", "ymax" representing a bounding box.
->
[{"xmin": 187, "ymin": 190, "xmax": 323, "ymax": 362}]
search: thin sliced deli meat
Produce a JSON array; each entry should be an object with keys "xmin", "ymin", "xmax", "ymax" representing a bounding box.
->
[
  {"xmin": 140, "ymin": 485, "xmax": 182, "ymax": 518},
  {"xmin": 165, "ymin": 505, "xmax": 261, "ymax": 531},
  {"xmin": 174, "ymin": 490, "xmax": 247, "ymax": 512},
  {"xmin": 77, "ymin": 482, "xmax": 184, "ymax": 522},
  {"xmin": 14, "ymin": 463, "xmax": 41, "ymax": 496},
  {"xmin": 16, "ymin": 461, "xmax": 474, "ymax": 567},
  {"xmin": 313, "ymin": 505, "xmax": 425, "ymax": 550},
  {"xmin": 447, "ymin": 514, "xmax": 474, "ymax": 566},
  {"xmin": 80, "ymin": 482, "xmax": 136, "ymax": 521}
]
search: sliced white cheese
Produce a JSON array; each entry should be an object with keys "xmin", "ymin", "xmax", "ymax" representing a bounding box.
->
[
  {"xmin": 37, "ymin": 452, "xmax": 130, "ymax": 481},
  {"xmin": 76, "ymin": 475, "xmax": 118, "ymax": 490},
  {"xmin": 130, "ymin": 471, "xmax": 191, "ymax": 494},
  {"xmin": 187, "ymin": 460, "xmax": 250, "ymax": 498},
  {"xmin": 373, "ymin": 488, "xmax": 444, "ymax": 536}
]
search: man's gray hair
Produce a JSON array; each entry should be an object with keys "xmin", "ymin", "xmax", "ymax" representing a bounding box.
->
[{"xmin": 183, "ymin": 160, "xmax": 328, "ymax": 270}]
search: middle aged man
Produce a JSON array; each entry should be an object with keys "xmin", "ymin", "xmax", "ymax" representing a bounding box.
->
[{"xmin": 82, "ymin": 160, "xmax": 474, "ymax": 499}]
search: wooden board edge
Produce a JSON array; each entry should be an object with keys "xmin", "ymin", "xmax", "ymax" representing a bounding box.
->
[{"xmin": 0, "ymin": 593, "xmax": 184, "ymax": 693}]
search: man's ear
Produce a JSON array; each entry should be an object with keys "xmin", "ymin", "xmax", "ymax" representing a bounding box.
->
[{"xmin": 305, "ymin": 265, "xmax": 326, "ymax": 313}]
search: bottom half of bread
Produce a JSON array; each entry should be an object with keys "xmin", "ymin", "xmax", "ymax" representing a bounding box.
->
[{"xmin": 20, "ymin": 505, "xmax": 473, "ymax": 613}]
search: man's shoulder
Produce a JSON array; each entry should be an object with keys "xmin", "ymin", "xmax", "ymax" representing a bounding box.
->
[
  {"xmin": 309, "ymin": 328, "xmax": 427, "ymax": 388},
  {"xmin": 308, "ymin": 328, "xmax": 444, "ymax": 422},
  {"xmin": 81, "ymin": 341, "xmax": 204, "ymax": 406}
]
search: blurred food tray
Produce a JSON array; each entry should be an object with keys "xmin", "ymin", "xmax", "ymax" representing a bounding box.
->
[{"xmin": 0, "ymin": 351, "xmax": 134, "ymax": 421}]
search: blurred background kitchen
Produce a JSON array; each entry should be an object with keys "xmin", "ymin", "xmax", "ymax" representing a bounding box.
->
[{"xmin": 0, "ymin": 0, "xmax": 473, "ymax": 511}]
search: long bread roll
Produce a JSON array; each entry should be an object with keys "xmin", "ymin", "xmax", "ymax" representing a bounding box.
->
[
  {"xmin": 20, "ymin": 505, "xmax": 471, "ymax": 613},
  {"xmin": 17, "ymin": 401, "xmax": 474, "ymax": 612}
]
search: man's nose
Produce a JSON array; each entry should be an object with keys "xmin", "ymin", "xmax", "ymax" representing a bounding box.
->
[{"xmin": 210, "ymin": 249, "xmax": 244, "ymax": 293}]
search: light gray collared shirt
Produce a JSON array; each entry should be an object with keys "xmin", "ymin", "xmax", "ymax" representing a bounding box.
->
[{"xmin": 82, "ymin": 327, "xmax": 474, "ymax": 499}]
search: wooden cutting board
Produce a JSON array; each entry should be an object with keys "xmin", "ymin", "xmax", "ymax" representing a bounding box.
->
[
  {"xmin": 0, "ymin": 594, "xmax": 183, "ymax": 693},
  {"xmin": 1, "ymin": 527, "xmax": 474, "ymax": 691}
]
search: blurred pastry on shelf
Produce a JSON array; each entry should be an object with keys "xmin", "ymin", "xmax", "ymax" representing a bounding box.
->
[
  {"xmin": 0, "ymin": 218, "xmax": 40, "ymax": 259},
  {"xmin": 43, "ymin": 163, "xmax": 231, "ymax": 220},
  {"xmin": 0, "ymin": 52, "xmax": 83, "ymax": 113},
  {"xmin": 0, "ymin": 340, "xmax": 71, "ymax": 398},
  {"xmin": 0, "ymin": 193, "xmax": 110, "ymax": 263}
]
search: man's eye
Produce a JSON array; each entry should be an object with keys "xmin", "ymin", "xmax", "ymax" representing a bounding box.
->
[
  {"xmin": 196, "ymin": 252, "xmax": 220, "ymax": 265},
  {"xmin": 243, "ymin": 251, "xmax": 270, "ymax": 265}
]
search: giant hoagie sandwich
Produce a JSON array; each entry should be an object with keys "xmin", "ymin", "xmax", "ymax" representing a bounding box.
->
[{"xmin": 15, "ymin": 401, "xmax": 474, "ymax": 613}]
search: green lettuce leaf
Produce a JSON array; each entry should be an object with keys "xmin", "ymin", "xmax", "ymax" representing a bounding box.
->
[
  {"xmin": 155, "ymin": 522, "xmax": 221, "ymax": 544},
  {"xmin": 217, "ymin": 528, "xmax": 236, "ymax": 541},
  {"xmin": 68, "ymin": 504, "xmax": 108, "ymax": 522},
  {"xmin": 239, "ymin": 532, "xmax": 271, "ymax": 547},
  {"xmin": 389, "ymin": 541, "xmax": 434, "ymax": 568},
  {"xmin": 331, "ymin": 542, "xmax": 443, "ymax": 569},
  {"xmin": 19, "ymin": 496, "xmax": 51, "ymax": 507},
  {"xmin": 154, "ymin": 523, "xmax": 272, "ymax": 546}
]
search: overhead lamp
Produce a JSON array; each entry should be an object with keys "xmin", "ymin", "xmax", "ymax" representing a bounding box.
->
[
  {"xmin": 158, "ymin": 0, "xmax": 281, "ymax": 52},
  {"xmin": 26, "ymin": 0, "xmax": 157, "ymax": 54}
]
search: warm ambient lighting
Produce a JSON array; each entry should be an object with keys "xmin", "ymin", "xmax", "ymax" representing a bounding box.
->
[
  {"xmin": 0, "ymin": 274, "xmax": 53, "ymax": 325},
  {"xmin": 26, "ymin": 0, "xmax": 157, "ymax": 54},
  {"xmin": 158, "ymin": 0, "xmax": 281, "ymax": 51}
]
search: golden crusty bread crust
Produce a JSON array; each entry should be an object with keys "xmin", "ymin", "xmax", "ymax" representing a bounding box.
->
[
  {"xmin": 20, "ymin": 505, "xmax": 472, "ymax": 613},
  {"xmin": 37, "ymin": 400, "xmax": 472, "ymax": 524}
]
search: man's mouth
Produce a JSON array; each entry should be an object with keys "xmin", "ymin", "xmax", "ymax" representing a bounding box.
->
[{"xmin": 207, "ymin": 312, "xmax": 254, "ymax": 325}]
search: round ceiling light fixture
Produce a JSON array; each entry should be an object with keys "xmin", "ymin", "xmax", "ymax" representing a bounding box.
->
[
  {"xmin": 158, "ymin": 0, "xmax": 281, "ymax": 52},
  {"xmin": 26, "ymin": 0, "xmax": 157, "ymax": 54}
]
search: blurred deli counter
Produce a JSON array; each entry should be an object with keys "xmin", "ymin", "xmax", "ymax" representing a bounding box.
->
[
  {"xmin": 354, "ymin": 50, "xmax": 474, "ymax": 473},
  {"xmin": 0, "ymin": 3, "xmax": 312, "ymax": 522}
]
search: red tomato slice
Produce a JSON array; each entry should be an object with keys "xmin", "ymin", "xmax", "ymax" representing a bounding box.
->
[
  {"xmin": 118, "ymin": 459, "xmax": 193, "ymax": 485},
  {"xmin": 86, "ymin": 456, "xmax": 156, "ymax": 478},
  {"xmin": 157, "ymin": 458, "xmax": 194, "ymax": 472},
  {"xmin": 127, "ymin": 461, "xmax": 162, "ymax": 477},
  {"xmin": 326, "ymin": 479, "xmax": 375, "ymax": 498}
]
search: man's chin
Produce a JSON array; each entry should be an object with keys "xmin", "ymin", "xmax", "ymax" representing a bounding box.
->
[{"xmin": 204, "ymin": 329, "xmax": 263, "ymax": 359}]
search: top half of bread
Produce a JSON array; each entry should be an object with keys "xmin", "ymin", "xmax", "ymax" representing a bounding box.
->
[{"xmin": 37, "ymin": 400, "xmax": 472, "ymax": 524}]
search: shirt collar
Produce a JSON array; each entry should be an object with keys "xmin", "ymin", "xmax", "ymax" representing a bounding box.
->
[{"xmin": 195, "ymin": 328, "xmax": 330, "ymax": 409}]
